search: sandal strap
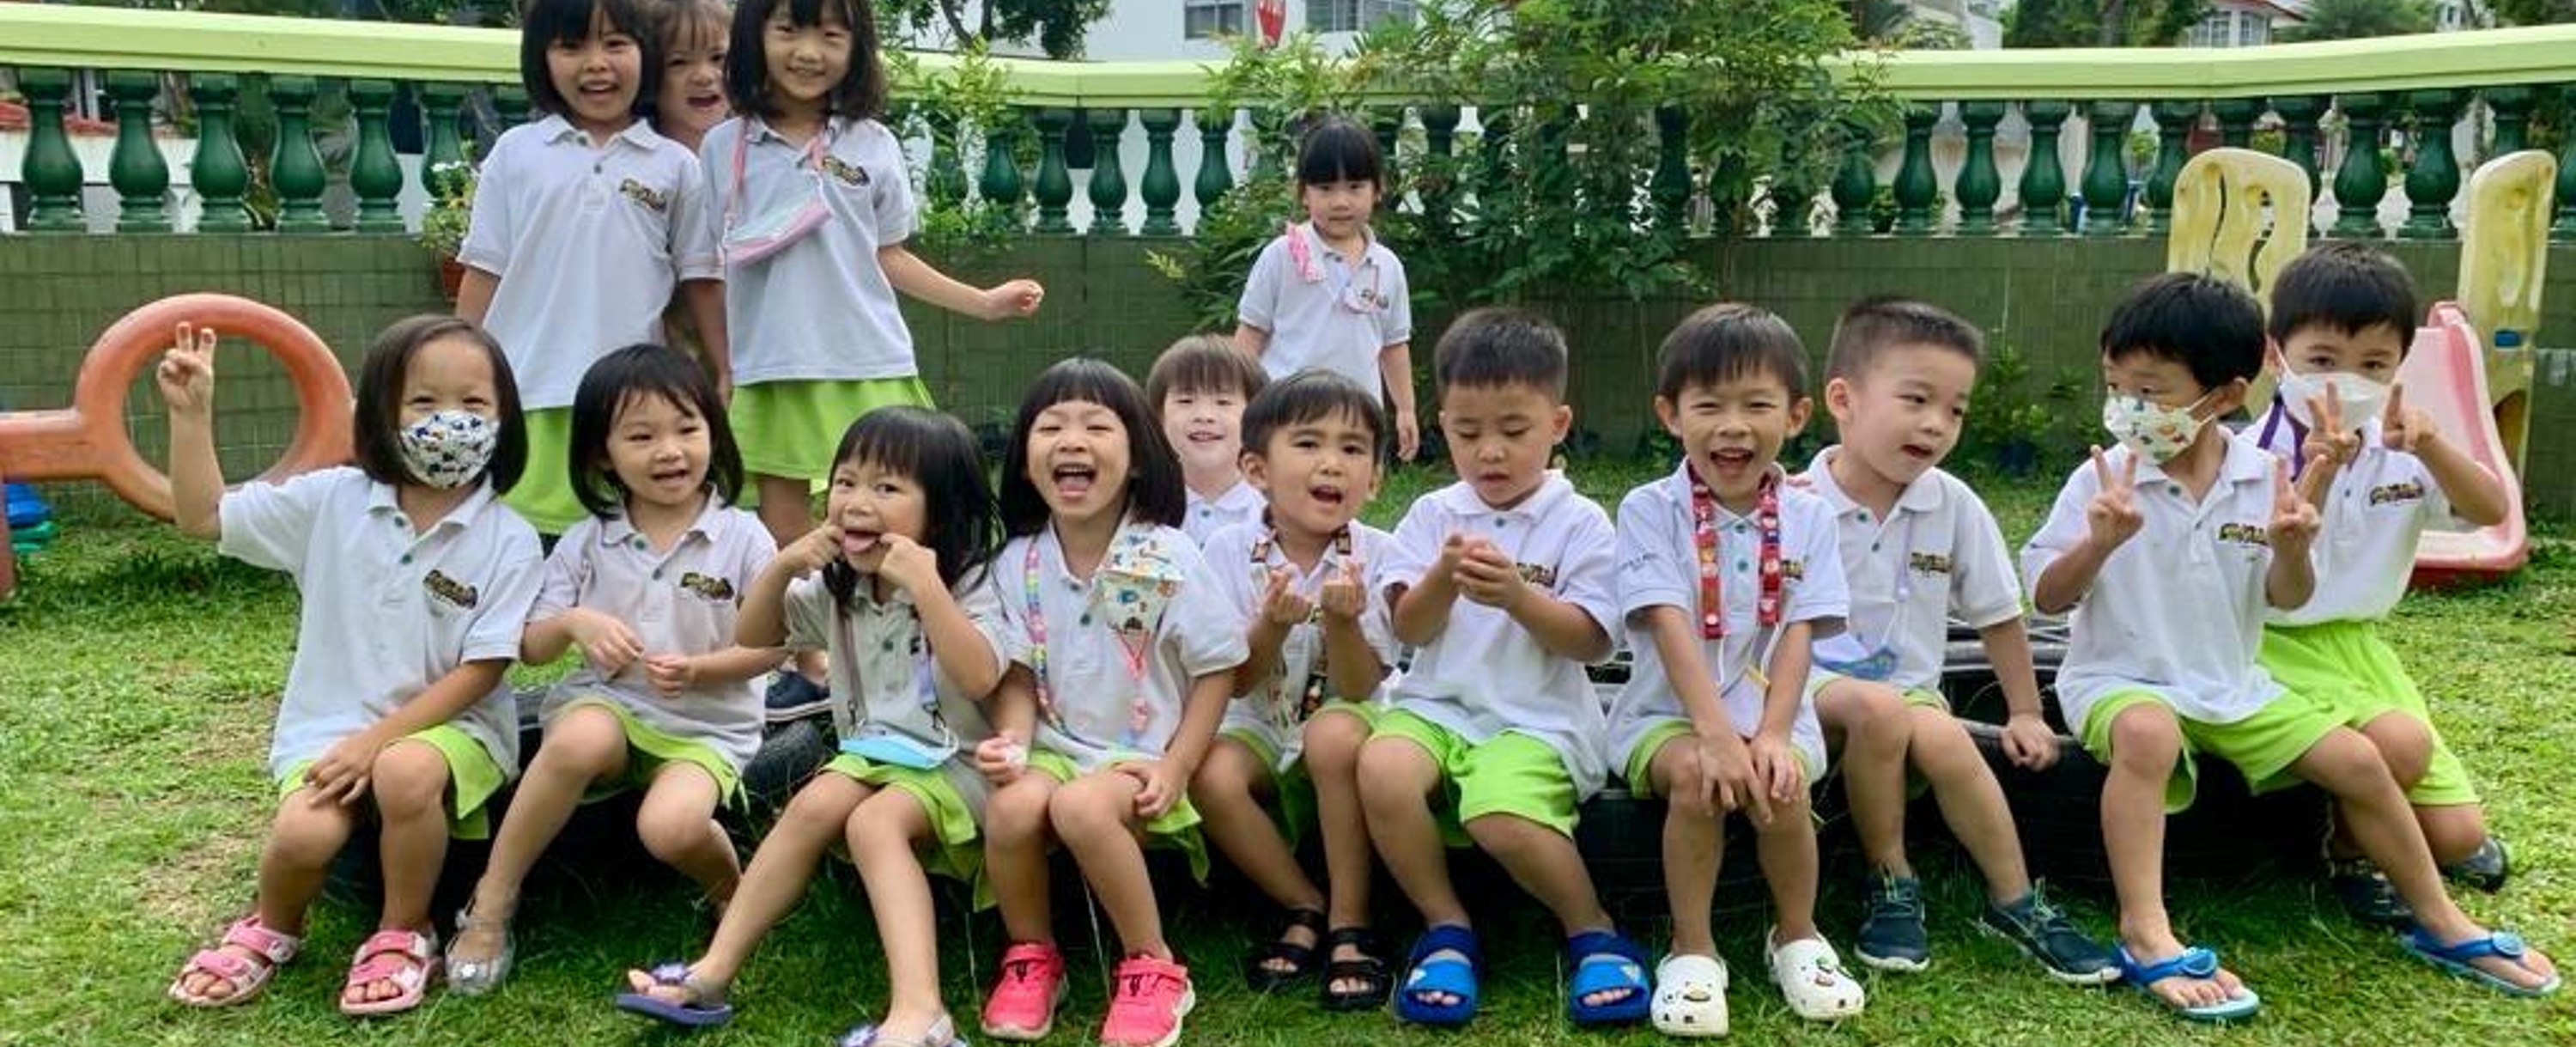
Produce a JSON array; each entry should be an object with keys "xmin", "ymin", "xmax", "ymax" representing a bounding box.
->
[
  {"xmin": 1323, "ymin": 926, "xmax": 1381, "ymax": 953},
  {"xmin": 354, "ymin": 928, "xmax": 435, "ymax": 965},
  {"xmin": 220, "ymin": 916, "xmax": 302, "ymax": 965},
  {"xmin": 1283, "ymin": 906, "xmax": 1327, "ymax": 933},
  {"xmin": 185, "ymin": 948, "xmax": 257, "ymax": 981}
]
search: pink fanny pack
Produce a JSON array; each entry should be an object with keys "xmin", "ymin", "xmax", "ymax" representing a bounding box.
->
[{"xmin": 721, "ymin": 124, "xmax": 831, "ymax": 267}]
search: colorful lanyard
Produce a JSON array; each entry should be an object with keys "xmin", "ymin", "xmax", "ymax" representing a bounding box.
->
[
  {"xmin": 1023, "ymin": 533, "xmax": 1156, "ymax": 745},
  {"xmin": 2256, "ymin": 396, "xmax": 2312, "ymax": 481},
  {"xmin": 1249, "ymin": 526, "xmax": 1355, "ymax": 717},
  {"xmin": 1690, "ymin": 473, "xmax": 1783, "ymax": 640}
]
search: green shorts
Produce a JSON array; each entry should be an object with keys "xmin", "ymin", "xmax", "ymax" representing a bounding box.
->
[
  {"xmin": 731, "ymin": 377, "xmax": 935, "ymax": 489},
  {"xmin": 821, "ymin": 753, "xmax": 983, "ymax": 881},
  {"xmin": 2262, "ymin": 620, "xmax": 2478, "ymax": 806},
  {"xmin": 2079, "ymin": 685, "xmax": 2346, "ymax": 813},
  {"xmin": 278, "ymin": 723, "xmax": 506, "ymax": 840},
  {"xmin": 1621, "ymin": 718, "xmax": 1820, "ymax": 801},
  {"xmin": 556, "ymin": 698, "xmax": 743, "ymax": 807},
  {"xmin": 501, "ymin": 406, "xmax": 584, "ymax": 536},
  {"xmin": 1372, "ymin": 709, "xmax": 1580, "ymax": 843},
  {"xmin": 1025, "ymin": 748, "xmax": 1208, "ymax": 884},
  {"xmin": 1216, "ymin": 701, "xmax": 1377, "ymax": 848}
]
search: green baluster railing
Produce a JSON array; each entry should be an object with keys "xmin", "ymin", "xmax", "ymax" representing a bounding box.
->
[
  {"xmin": 2080, "ymin": 100, "xmax": 2136, "ymax": 236},
  {"xmin": 2400, "ymin": 88, "xmax": 2461, "ymax": 240},
  {"xmin": 107, "ymin": 70, "xmax": 170, "ymax": 232},
  {"xmin": 981, "ymin": 111, "xmax": 1025, "ymax": 209},
  {"xmin": 270, "ymin": 76, "xmax": 329, "ymax": 233},
  {"xmin": 1830, "ymin": 122, "xmax": 1876, "ymax": 237},
  {"xmin": 21, "ymin": 70, "xmax": 84, "ymax": 233},
  {"xmin": 1032, "ymin": 107, "xmax": 1074, "ymax": 234},
  {"xmin": 2275, "ymin": 94, "xmax": 2327, "ymax": 214},
  {"xmin": 1084, "ymin": 107, "xmax": 1129, "ymax": 235},
  {"xmin": 421, "ymin": 82, "xmax": 467, "ymax": 172},
  {"xmin": 1651, "ymin": 107, "xmax": 1691, "ymax": 232},
  {"xmin": 493, "ymin": 85, "xmax": 530, "ymax": 131},
  {"xmin": 2557, "ymin": 85, "xmax": 2576, "ymax": 236},
  {"xmin": 2484, "ymin": 85, "xmax": 2534, "ymax": 158},
  {"xmin": 349, "ymin": 79, "xmax": 404, "ymax": 233},
  {"xmin": 2331, "ymin": 92, "xmax": 2389, "ymax": 239},
  {"xmin": 1139, "ymin": 107, "xmax": 1182, "ymax": 235},
  {"xmin": 1954, "ymin": 100, "xmax": 2006, "ymax": 235},
  {"xmin": 1419, "ymin": 106, "xmax": 1459, "ymax": 227},
  {"xmin": 2142, "ymin": 100, "xmax": 2196, "ymax": 235},
  {"xmin": 1372, "ymin": 108, "xmax": 1403, "ymax": 186},
  {"xmin": 1892, "ymin": 104, "xmax": 1937, "ymax": 234},
  {"xmin": 2212, "ymin": 96, "xmax": 2260, "ymax": 149},
  {"xmin": 1192, "ymin": 108, "xmax": 1232, "ymax": 211},
  {"xmin": 2019, "ymin": 100, "xmax": 2070, "ymax": 236},
  {"xmin": 191, "ymin": 73, "xmax": 251, "ymax": 233}
]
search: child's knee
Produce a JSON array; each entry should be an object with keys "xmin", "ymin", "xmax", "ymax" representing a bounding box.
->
[
  {"xmin": 1908, "ymin": 711, "xmax": 1984, "ymax": 782},
  {"xmin": 845, "ymin": 794, "xmax": 920, "ymax": 857},
  {"xmin": 1823, "ymin": 682, "xmax": 1909, "ymax": 740},
  {"xmin": 2361, "ymin": 713, "xmax": 2435, "ymax": 787},
  {"xmin": 986, "ymin": 777, "xmax": 1055, "ymax": 841},
  {"xmin": 370, "ymin": 741, "xmax": 451, "ymax": 819},
  {"xmin": 1358, "ymin": 738, "xmax": 1433, "ymax": 807},
  {"xmin": 2420, "ymin": 806, "xmax": 2489, "ymax": 865},
  {"xmin": 1188, "ymin": 743, "xmax": 1257, "ymax": 803},
  {"xmin": 2106, "ymin": 704, "xmax": 2184, "ymax": 771},
  {"xmin": 780, "ymin": 777, "xmax": 866, "ymax": 840},
  {"xmin": 635, "ymin": 804, "xmax": 717, "ymax": 862},
  {"xmin": 1302, "ymin": 715, "xmax": 1370, "ymax": 776},
  {"xmin": 267, "ymin": 803, "xmax": 354, "ymax": 869},
  {"xmin": 533, "ymin": 713, "xmax": 628, "ymax": 776},
  {"xmin": 1048, "ymin": 776, "xmax": 1134, "ymax": 840}
]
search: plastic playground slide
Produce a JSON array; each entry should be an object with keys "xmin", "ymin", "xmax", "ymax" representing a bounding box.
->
[{"xmin": 2403, "ymin": 303, "xmax": 2531, "ymax": 587}]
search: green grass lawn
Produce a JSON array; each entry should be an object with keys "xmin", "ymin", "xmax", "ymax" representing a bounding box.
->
[{"xmin": 1, "ymin": 460, "xmax": 2568, "ymax": 1046}]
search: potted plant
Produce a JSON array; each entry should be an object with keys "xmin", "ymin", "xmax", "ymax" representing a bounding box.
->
[{"xmin": 419, "ymin": 160, "xmax": 475, "ymax": 301}]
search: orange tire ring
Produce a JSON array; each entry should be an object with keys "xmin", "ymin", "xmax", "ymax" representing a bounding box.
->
[{"xmin": 0, "ymin": 294, "xmax": 351, "ymax": 597}]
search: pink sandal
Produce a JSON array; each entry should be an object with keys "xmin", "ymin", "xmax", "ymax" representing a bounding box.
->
[
  {"xmin": 338, "ymin": 928, "xmax": 441, "ymax": 1017},
  {"xmin": 168, "ymin": 915, "xmax": 302, "ymax": 1007}
]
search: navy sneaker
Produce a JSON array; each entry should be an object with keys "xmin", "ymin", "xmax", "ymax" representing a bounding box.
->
[
  {"xmin": 2442, "ymin": 836, "xmax": 2512, "ymax": 893},
  {"xmin": 1854, "ymin": 873, "xmax": 1929, "ymax": 971},
  {"xmin": 763, "ymin": 672, "xmax": 830, "ymax": 724},
  {"xmin": 2329, "ymin": 858, "xmax": 2414, "ymax": 927},
  {"xmin": 1978, "ymin": 887, "xmax": 2117, "ymax": 985}
]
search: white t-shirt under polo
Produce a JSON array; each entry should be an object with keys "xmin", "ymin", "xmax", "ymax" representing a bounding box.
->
[
  {"xmin": 532, "ymin": 496, "xmax": 775, "ymax": 772},
  {"xmin": 1182, "ymin": 480, "xmax": 1266, "ymax": 547},
  {"xmin": 1202, "ymin": 520, "xmax": 1398, "ymax": 770},
  {"xmin": 993, "ymin": 520, "xmax": 1250, "ymax": 773},
  {"xmin": 2020, "ymin": 436, "xmax": 2287, "ymax": 734},
  {"xmin": 1236, "ymin": 222, "xmax": 1412, "ymax": 399},
  {"xmin": 702, "ymin": 114, "xmax": 919, "ymax": 387},
  {"xmin": 460, "ymin": 115, "xmax": 719, "ymax": 410},
  {"xmin": 2245, "ymin": 408, "xmax": 2455, "ymax": 626},
  {"xmin": 1795, "ymin": 448, "xmax": 2026, "ymax": 691},
  {"xmin": 218, "ymin": 468, "xmax": 544, "ymax": 780},
  {"xmin": 1381, "ymin": 474, "xmax": 1619, "ymax": 798},
  {"xmin": 1608, "ymin": 463, "xmax": 1845, "ymax": 782}
]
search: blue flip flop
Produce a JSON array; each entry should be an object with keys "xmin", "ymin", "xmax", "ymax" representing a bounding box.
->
[
  {"xmin": 2115, "ymin": 945, "xmax": 2260, "ymax": 1023},
  {"xmin": 2402, "ymin": 926, "xmax": 2562, "ymax": 998},
  {"xmin": 1565, "ymin": 928, "xmax": 1653, "ymax": 1026},
  {"xmin": 613, "ymin": 961, "xmax": 734, "ymax": 1027},
  {"xmin": 1395, "ymin": 924, "xmax": 1482, "ymax": 1026}
]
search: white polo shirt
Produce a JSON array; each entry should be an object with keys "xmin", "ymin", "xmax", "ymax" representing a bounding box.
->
[
  {"xmin": 2244, "ymin": 406, "xmax": 2454, "ymax": 625},
  {"xmin": 1795, "ymin": 448, "xmax": 2025, "ymax": 691},
  {"xmin": 1608, "ymin": 464, "xmax": 1845, "ymax": 781},
  {"xmin": 993, "ymin": 520, "xmax": 1250, "ymax": 773},
  {"xmin": 460, "ymin": 115, "xmax": 720, "ymax": 410},
  {"xmin": 1236, "ymin": 222, "xmax": 1412, "ymax": 399},
  {"xmin": 1182, "ymin": 480, "xmax": 1266, "ymax": 547},
  {"xmin": 532, "ymin": 497, "xmax": 775, "ymax": 772},
  {"xmin": 784, "ymin": 564, "xmax": 1009, "ymax": 819},
  {"xmin": 217, "ymin": 468, "xmax": 544, "ymax": 780},
  {"xmin": 701, "ymin": 114, "xmax": 919, "ymax": 387},
  {"xmin": 1381, "ymin": 474, "xmax": 1619, "ymax": 797},
  {"xmin": 2020, "ymin": 436, "xmax": 2287, "ymax": 733},
  {"xmin": 1202, "ymin": 520, "xmax": 1398, "ymax": 770}
]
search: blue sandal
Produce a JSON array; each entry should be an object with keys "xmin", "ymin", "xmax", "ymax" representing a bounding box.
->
[
  {"xmin": 613, "ymin": 961, "xmax": 735, "ymax": 1027},
  {"xmin": 1565, "ymin": 929, "xmax": 1653, "ymax": 1026},
  {"xmin": 2402, "ymin": 926, "xmax": 2561, "ymax": 997},
  {"xmin": 2114, "ymin": 945, "xmax": 2260, "ymax": 1023},
  {"xmin": 1395, "ymin": 924, "xmax": 1482, "ymax": 1026}
]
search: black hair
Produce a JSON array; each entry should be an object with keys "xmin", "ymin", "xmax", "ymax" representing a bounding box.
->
[
  {"xmin": 1240, "ymin": 368, "xmax": 1388, "ymax": 461},
  {"xmin": 2268, "ymin": 240, "xmax": 2421, "ymax": 349},
  {"xmin": 999, "ymin": 358, "xmax": 1186, "ymax": 538},
  {"xmin": 1295, "ymin": 115, "xmax": 1386, "ymax": 192},
  {"xmin": 566, "ymin": 343, "xmax": 744, "ymax": 519},
  {"xmin": 1655, "ymin": 302, "xmax": 1809, "ymax": 402},
  {"xmin": 521, "ymin": 0, "xmax": 663, "ymax": 122},
  {"xmin": 350, "ymin": 315, "xmax": 528, "ymax": 494},
  {"xmin": 1145, "ymin": 334, "xmax": 1267, "ymax": 414},
  {"xmin": 1432, "ymin": 307, "xmax": 1570, "ymax": 402},
  {"xmin": 1826, "ymin": 295, "xmax": 1984, "ymax": 381},
  {"xmin": 2100, "ymin": 271, "xmax": 2267, "ymax": 389},
  {"xmin": 727, "ymin": 0, "xmax": 886, "ymax": 123},
  {"xmin": 821, "ymin": 406, "xmax": 1000, "ymax": 606}
]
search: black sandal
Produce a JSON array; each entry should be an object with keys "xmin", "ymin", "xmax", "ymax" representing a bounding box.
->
[
  {"xmin": 1242, "ymin": 907, "xmax": 1327, "ymax": 990},
  {"xmin": 1319, "ymin": 927, "xmax": 1392, "ymax": 1011}
]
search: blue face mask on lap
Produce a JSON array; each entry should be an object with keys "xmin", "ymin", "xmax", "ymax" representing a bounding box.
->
[
  {"xmin": 839, "ymin": 727, "xmax": 957, "ymax": 770},
  {"xmin": 1811, "ymin": 631, "xmax": 1899, "ymax": 682}
]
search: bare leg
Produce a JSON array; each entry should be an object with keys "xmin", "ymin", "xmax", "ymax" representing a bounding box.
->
[
  {"xmin": 1050, "ymin": 772, "xmax": 1170, "ymax": 959},
  {"xmin": 352, "ymin": 740, "xmax": 453, "ymax": 1005},
  {"xmin": 2101, "ymin": 703, "xmax": 2247, "ymax": 1011},
  {"xmin": 848, "ymin": 788, "xmax": 949, "ymax": 1039},
  {"xmin": 1909, "ymin": 707, "xmax": 2032, "ymax": 902}
]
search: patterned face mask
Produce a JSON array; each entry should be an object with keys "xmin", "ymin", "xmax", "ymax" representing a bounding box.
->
[
  {"xmin": 398, "ymin": 409, "xmax": 498, "ymax": 490},
  {"xmin": 2100, "ymin": 391, "xmax": 2213, "ymax": 464}
]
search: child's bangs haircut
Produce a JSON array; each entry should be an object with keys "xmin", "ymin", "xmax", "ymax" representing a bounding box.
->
[
  {"xmin": 1145, "ymin": 334, "xmax": 1267, "ymax": 411},
  {"xmin": 999, "ymin": 358, "xmax": 1186, "ymax": 537},
  {"xmin": 352, "ymin": 315, "xmax": 529, "ymax": 494},
  {"xmin": 2100, "ymin": 272, "xmax": 2266, "ymax": 389},
  {"xmin": 1826, "ymin": 295, "xmax": 1983, "ymax": 381},
  {"xmin": 2267, "ymin": 240, "xmax": 2421, "ymax": 347},
  {"xmin": 566, "ymin": 343, "xmax": 744, "ymax": 519},
  {"xmin": 727, "ymin": 0, "xmax": 885, "ymax": 121},
  {"xmin": 652, "ymin": 0, "xmax": 731, "ymax": 52},
  {"xmin": 1296, "ymin": 115, "xmax": 1386, "ymax": 192},
  {"xmin": 1656, "ymin": 302, "xmax": 1809, "ymax": 402},
  {"xmin": 521, "ymin": 0, "xmax": 664, "ymax": 120},
  {"xmin": 1241, "ymin": 369, "xmax": 1388, "ymax": 460},
  {"xmin": 823, "ymin": 406, "xmax": 1000, "ymax": 602},
  {"xmin": 1432, "ymin": 307, "xmax": 1570, "ymax": 401}
]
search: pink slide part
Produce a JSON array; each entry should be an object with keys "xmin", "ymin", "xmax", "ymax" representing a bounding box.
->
[{"xmin": 2399, "ymin": 301, "xmax": 2529, "ymax": 588}]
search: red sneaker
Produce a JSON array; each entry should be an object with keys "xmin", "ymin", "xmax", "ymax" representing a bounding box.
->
[
  {"xmin": 1099, "ymin": 954, "xmax": 1196, "ymax": 1047},
  {"xmin": 979, "ymin": 941, "xmax": 1067, "ymax": 1041}
]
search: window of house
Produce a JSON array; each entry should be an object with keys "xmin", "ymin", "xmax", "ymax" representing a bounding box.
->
[
  {"xmin": 1309, "ymin": 0, "xmax": 1414, "ymax": 33},
  {"xmin": 1185, "ymin": 0, "xmax": 1246, "ymax": 40}
]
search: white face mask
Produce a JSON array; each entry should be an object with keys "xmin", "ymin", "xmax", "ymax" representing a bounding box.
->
[
  {"xmin": 2100, "ymin": 392, "xmax": 2212, "ymax": 464},
  {"xmin": 2276, "ymin": 369, "xmax": 2389, "ymax": 432},
  {"xmin": 398, "ymin": 409, "xmax": 498, "ymax": 490}
]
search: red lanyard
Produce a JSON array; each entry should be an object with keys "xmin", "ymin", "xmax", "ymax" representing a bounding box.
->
[{"xmin": 1690, "ymin": 472, "xmax": 1782, "ymax": 640}]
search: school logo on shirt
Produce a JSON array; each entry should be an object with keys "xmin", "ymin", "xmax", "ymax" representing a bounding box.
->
[
  {"xmin": 422, "ymin": 569, "xmax": 480, "ymax": 611},
  {"xmin": 618, "ymin": 178, "xmax": 670, "ymax": 212},
  {"xmin": 819, "ymin": 155, "xmax": 871, "ymax": 186},
  {"xmin": 1780, "ymin": 558, "xmax": 1806, "ymax": 581},
  {"xmin": 1907, "ymin": 551, "xmax": 1953, "ymax": 576},
  {"xmin": 677, "ymin": 571, "xmax": 736, "ymax": 603},
  {"xmin": 1515, "ymin": 562, "xmax": 1558, "ymax": 588},
  {"xmin": 2370, "ymin": 481, "xmax": 2427, "ymax": 507},
  {"xmin": 2216, "ymin": 522, "xmax": 2271, "ymax": 547}
]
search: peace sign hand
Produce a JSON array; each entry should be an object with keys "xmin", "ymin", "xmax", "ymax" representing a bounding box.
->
[
  {"xmin": 155, "ymin": 322, "xmax": 219, "ymax": 417},
  {"xmin": 2301, "ymin": 377, "xmax": 2361, "ymax": 466},
  {"xmin": 2380, "ymin": 383, "xmax": 2438, "ymax": 454},
  {"xmin": 2269, "ymin": 453, "xmax": 2321, "ymax": 555},
  {"xmin": 2083, "ymin": 445, "xmax": 2145, "ymax": 553}
]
